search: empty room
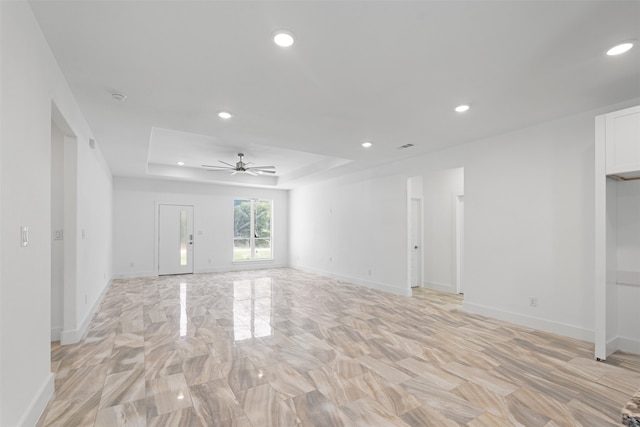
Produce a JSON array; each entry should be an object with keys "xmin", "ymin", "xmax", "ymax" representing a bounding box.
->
[{"xmin": 1, "ymin": 1, "xmax": 640, "ymax": 426}]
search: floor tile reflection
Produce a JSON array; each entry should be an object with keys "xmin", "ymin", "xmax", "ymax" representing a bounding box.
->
[{"xmin": 37, "ymin": 268, "xmax": 640, "ymax": 426}]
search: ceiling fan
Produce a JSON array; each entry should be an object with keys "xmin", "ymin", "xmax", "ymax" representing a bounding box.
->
[{"xmin": 201, "ymin": 153, "xmax": 276, "ymax": 176}]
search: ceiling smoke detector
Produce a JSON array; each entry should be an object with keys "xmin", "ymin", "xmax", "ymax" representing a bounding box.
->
[{"xmin": 111, "ymin": 92, "xmax": 127, "ymax": 102}]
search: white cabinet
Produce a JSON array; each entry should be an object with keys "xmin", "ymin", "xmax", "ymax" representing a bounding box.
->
[{"xmin": 605, "ymin": 105, "xmax": 640, "ymax": 176}]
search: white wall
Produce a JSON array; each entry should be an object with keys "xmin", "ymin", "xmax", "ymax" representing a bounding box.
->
[
  {"xmin": 70, "ymin": 134, "xmax": 113, "ymax": 342},
  {"xmin": 113, "ymin": 177, "xmax": 289, "ymax": 277},
  {"xmin": 290, "ymin": 173, "xmax": 410, "ymax": 296},
  {"xmin": 0, "ymin": 3, "xmax": 112, "ymax": 425},
  {"xmin": 422, "ymin": 168, "xmax": 464, "ymax": 292},
  {"xmin": 290, "ymin": 106, "xmax": 640, "ymax": 342}
]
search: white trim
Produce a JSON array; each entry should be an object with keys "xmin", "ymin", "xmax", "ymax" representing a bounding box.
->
[
  {"xmin": 292, "ymin": 264, "xmax": 412, "ymax": 297},
  {"xmin": 455, "ymin": 194, "xmax": 464, "ymax": 294},
  {"xmin": 409, "ymin": 197, "xmax": 424, "ymax": 288},
  {"xmin": 616, "ymin": 271, "xmax": 640, "ymax": 286},
  {"xmin": 60, "ymin": 279, "xmax": 111, "ymax": 344},
  {"xmin": 463, "ymin": 301, "xmax": 593, "ymax": 342},
  {"xmin": 594, "ymin": 113, "xmax": 607, "ymax": 359},
  {"xmin": 423, "ymin": 281, "xmax": 456, "ymax": 293},
  {"xmin": 50, "ymin": 326, "xmax": 62, "ymax": 342},
  {"xmin": 610, "ymin": 335, "xmax": 640, "ymax": 355},
  {"xmin": 196, "ymin": 262, "xmax": 288, "ymax": 274},
  {"xmin": 113, "ymin": 270, "xmax": 157, "ymax": 279},
  {"xmin": 16, "ymin": 373, "xmax": 54, "ymax": 427},
  {"xmin": 113, "ymin": 263, "xmax": 290, "ymax": 279}
]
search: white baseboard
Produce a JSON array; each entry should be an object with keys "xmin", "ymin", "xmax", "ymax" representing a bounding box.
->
[
  {"xmin": 60, "ymin": 279, "xmax": 111, "ymax": 345},
  {"xmin": 609, "ymin": 336, "xmax": 640, "ymax": 355},
  {"xmin": 291, "ymin": 264, "xmax": 412, "ymax": 297},
  {"xmin": 113, "ymin": 270, "xmax": 156, "ymax": 279},
  {"xmin": 423, "ymin": 281, "xmax": 456, "ymax": 293},
  {"xmin": 50, "ymin": 326, "xmax": 62, "ymax": 342},
  {"xmin": 196, "ymin": 262, "xmax": 288, "ymax": 274},
  {"xmin": 617, "ymin": 270, "xmax": 640, "ymax": 286},
  {"xmin": 113, "ymin": 263, "xmax": 290, "ymax": 279},
  {"xmin": 463, "ymin": 301, "xmax": 593, "ymax": 342},
  {"xmin": 17, "ymin": 372, "xmax": 54, "ymax": 427}
]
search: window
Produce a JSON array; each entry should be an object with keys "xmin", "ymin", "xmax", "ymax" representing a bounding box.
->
[{"xmin": 233, "ymin": 199, "xmax": 272, "ymax": 261}]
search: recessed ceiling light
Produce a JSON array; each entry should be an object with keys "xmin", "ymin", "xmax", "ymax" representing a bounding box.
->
[
  {"xmin": 362, "ymin": 141, "xmax": 373, "ymax": 148},
  {"xmin": 273, "ymin": 31, "xmax": 295, "ymax": 47},
  {"xmin": 177, "ymin": 161, "xmax": 185, "ymax": 166},
  {"xmin": 455, "ymin": 104, "xmax": 470, "ymax": 113},
  {"xmin": 607, "ymin": 41, "xmax": 634, "ymax": 56},
  {"xmin": 218, "ymin": 111, "xmax": 232, "ymax": 119}
]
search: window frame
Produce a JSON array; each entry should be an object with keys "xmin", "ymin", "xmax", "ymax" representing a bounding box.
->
[{"xmin": 233, "ymin": 198, "xmax": 273, "ymax": 262}]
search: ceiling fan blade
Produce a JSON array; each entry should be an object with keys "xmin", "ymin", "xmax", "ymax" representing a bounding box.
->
[
  {"xmin": 219, "ymin": 160, "xmax": 235, "ymax": 167},
  {"xmin": 248, "ymin": 165, "xmax": 275, "ymax": 169},
  {"xmin": 254, "ymin": 169, "xmax": 276, "ymax": 174},
  {"xmin": 245, "ymin": 170, "xmax": 258, "ymax": 176},
  {"xmin": 202, "ymin": 164, "xmax": 232, "ymax": 169},
  {"xmin": 230, "ymin": 171, "xmax": 238, "ymax": 176}
]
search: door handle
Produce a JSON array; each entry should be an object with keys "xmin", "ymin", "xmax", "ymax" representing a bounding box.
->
[{"xmin": 414, "ymin": 245, "xmax": 418, "ymax": 249}]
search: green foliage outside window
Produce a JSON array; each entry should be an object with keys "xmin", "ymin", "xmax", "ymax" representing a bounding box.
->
[{"xmin": 233, "ymin": 199, "xmax": 272, "ymax": 261}]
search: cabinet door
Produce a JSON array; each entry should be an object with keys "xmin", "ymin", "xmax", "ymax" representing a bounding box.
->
[{"xmin": 605, "ymin": 105, "xmax": 640, "ymax": 175}]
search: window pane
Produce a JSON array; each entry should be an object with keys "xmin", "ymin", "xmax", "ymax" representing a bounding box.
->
[
  {"xmin": 233, "ymin": 239, "xmax": 251, "ymax": 261},
  {"xmin": 180, "ymin": 210, "xmax": 187, "ymax": 266},
  {"xmin": 234, "ymin": 200, "xmax": 251, "ymax": 238},
  {"xmin": 254, "ymin": 200, "xmax": 271, "ymax": 238},
  {"xmin": 254, "ymin": 239, "xmax": 271, "ymax": 259}
]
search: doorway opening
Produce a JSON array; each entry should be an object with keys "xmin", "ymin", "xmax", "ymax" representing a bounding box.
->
[
  {"xmin": 410, "ymin": 198, "xmax": 423, "ymax": 287},
  {"xmin": 408, "ymin": 168, "xmax": 465, "ymax": 296},
  {"xmin": 51, "ymin": 103, "xmax": 77, "ymax": 344}
]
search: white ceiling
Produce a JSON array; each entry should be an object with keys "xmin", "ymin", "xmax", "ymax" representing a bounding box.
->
[{"xmin": 30, "ymin": 0, "xmax": 640, "ymax": 188}]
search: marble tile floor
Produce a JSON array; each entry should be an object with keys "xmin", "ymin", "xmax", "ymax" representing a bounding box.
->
[{"xmin": 37, "ymin": 268, "xmax": 640, "ymax": 426}]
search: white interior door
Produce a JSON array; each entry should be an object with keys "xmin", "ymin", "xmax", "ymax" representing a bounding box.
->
[
  {"xmin": 158, "ymin": 204, "xmax": 194, "ymax": 275},
  {"xmin": 410, "ymin": 199, "xmax": 422, "ymax": 287}
]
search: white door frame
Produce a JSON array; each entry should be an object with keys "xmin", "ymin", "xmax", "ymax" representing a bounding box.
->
[
  {"xmin": 410, "ymin": 198, "xmax": 424, "ymax": 288},
  {"xmin": 455, "ymin": 194, "xmax": 464, "ymax": 294}
]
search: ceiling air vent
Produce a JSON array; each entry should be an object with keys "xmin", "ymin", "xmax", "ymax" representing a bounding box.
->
[{"xmin": 398, "ymin": 143, "xmax": 415, "ymax": 150}]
